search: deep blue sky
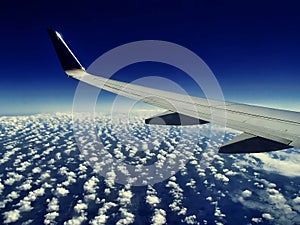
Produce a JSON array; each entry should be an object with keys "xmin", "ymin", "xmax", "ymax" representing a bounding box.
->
[{"xmin": 1, "ymin": 0, "xmax": 300, "ymax": 115}]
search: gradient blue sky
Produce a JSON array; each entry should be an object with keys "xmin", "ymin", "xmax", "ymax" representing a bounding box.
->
[{"xmin": 1, "ymin": 0, "xmax": 300, "ymax": 115}]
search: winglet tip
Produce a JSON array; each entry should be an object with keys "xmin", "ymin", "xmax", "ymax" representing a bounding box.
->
[{"xmin": 48, "ymin": 29, "xmax": 85, "ymax": 71}]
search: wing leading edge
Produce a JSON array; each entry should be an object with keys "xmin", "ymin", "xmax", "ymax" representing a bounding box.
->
[{"xmin": 48, "ymin": 29, "xmax": 300, "ymax": 153}]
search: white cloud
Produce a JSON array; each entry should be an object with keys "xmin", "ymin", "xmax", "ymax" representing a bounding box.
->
[
  {"xmin": 7, "ymin": 191, "xmax": 19, "ymax": 200},
  {"xmin": 74, "ymin": 200, "xmax": 88, "ymax": 214},
  {"xmin": 293, "ymin": 196, "xmax": 300, "ymax": 204},
  {"xmin": 56, "ymin": 186, "xmax": 69, "ymax": 197},
  {"xmin": 116, "ymin": 208, "xmax": 135, "ymax": 225},
  {"xmin": 214, "ymin": 206, "xmax": 226, "ymax": 218},
  {"xmin": 223, "ymin": 169, "xmax": 237, "ymax": 176},
  {"xmin": 186, "ymin": 179, "xmax": 196, "ymax": 189},
  {"xmin": 44, "ymin": 212, "xmax": 59, "ymax": 225},
  {"xmin": 4, "ymin": 178, "xmax": 16, "ymax": 186},
  {"xmin": 64, "ymin": 215, "xmax": 87, "ymax": 225},
  {"xmin": 241, "ymin": 190, "xmax": 252, "ymax": 198},
  {"xmin": 251, "ymin": 217, "xmax": 262, "ymax": 223},
  {"xmin": 91, "ymin": 201, "xmax": 116, "ymax": 225},
  {"xmin": 18, "ymin": 181, "xmax": 32, "ymax": 191},
  {"xmin": 0, "ymin": 181, "xmax": 4, "ymax": 194},
  {"xmin": 83, "ymin": 176, "xmax": 99, "ymax": 194},
  {"xmin": 90, "ymin": 215, "xmax": 108, "ymax": 225},
  {"xmin": 232, "ymin": 177, "xmax": 300, "ymax": 224},
  {"xmin": 262, "ymin": 213, "xmax": 274, "ymax": 220},
  {"xmin": 105, "ymin": 171, "xmax": 116, "ymax": 188},
  {"xmin": 152, "ymin": 209, "xmax": 166, "ymax": 225},
  {"xmin": 47, "ymin": 197, "xmax": 59, "ymax": 212},
  {"xmin": 78, "ymin": 163, "xmax": 87, "ymax": 173},
  {"xmin": 214, "ymin": 173, "xmax": 229, "ymax": 183},
  {"xmin": 146, "ymin": 195, "xmax": 161, "ymax": 206},
  {"xmin": 206, "ymin": 196, "xmax": 213, "ymax": 202},
  {"xmin": 178, "ymin": 207, "xmax": 187, "ymax": 216},
  {"xmin": 3, "ymin": 209, "xmax": 21, "ymax": 224},
  {"xmin": 118, "ymin": 188, "xmax": 133, "ymax": 205},
  {"xmin": 18, "ymin": 200, "xmax": 33, "ymax": 212},
  {"xmin": 252, "ymin": 151, "xmax": 300, "ymax": 177},
  {"xmin": 32, "ymin": 167, "xmax": 41, "ymax": 173},
  {"xmin": 183, "ymin": 215, "xmax": 197, "ymax": 224}
]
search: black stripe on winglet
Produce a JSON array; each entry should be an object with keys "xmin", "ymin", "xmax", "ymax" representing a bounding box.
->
[{"xmin": 48, "ymin": 29, "xmax": 84, "ymax": 71}]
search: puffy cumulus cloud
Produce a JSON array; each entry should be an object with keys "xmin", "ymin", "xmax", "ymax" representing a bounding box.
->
[
  {"xmin": 152, "ymin": 209, "xmax": 166, "ymax": 225},
  {"xmin": 241, "ymin": 190, "xmax": 252, "ymax": 198},
  {"xmin": 18, "ymin": 180, "xmax": 32, "ymax": 191},
  {"xmin": 90, "ymin": 214, "xmax": 108, "ymax": 225},
  {"xmin": 44, "ymin": 212, "xmax": 59, "ymax": 225},
  {"xmin": 178, "ymin": 207, "xmax": 187, "ymax": 216},
  {"xmin": 56, "ymin": 186, "xmax": 69, "ymax": 197},
  {"xmin": 90, "ymin": 201, "xmax": 117, "ymax": 225},
  {"xmin": 214, "ymin": 206, "xmax": 226, "ymax": 218},
  {"xmin": 182, "ymin": 215, "xmax": 197, "ymax": 224},
  {"xmin": 18, "ymin": 200, "xmax": 33, "ymax": 212},
  {"xmin": 116, "ymin": 208, "xmax": 135, "ymax": 225},
  {"xmin": 0, "ymin": 180, "xmax": 4, "ymax": 194},
  {"xmin": 47, "ymin": 197, "xmax": 59, "ymax": 212},
  {"xmin": 251, "ymin": 217, "xmax": 263, "ymax": 223},
  {"xmin": 293, "ymin": 196, "xmax": 300, "ymax": 204},
  {"xmin": 4, "ymin": 178, "xmax": 16, "ymax": 186},
  {"xmin": 0, "ymin": 146, "xmax": 21, "ymax": 165},
  {"xmin": 146, "ymin": 195, "xmax": 161, "ymax": 206},
  {"xmin": 215, "ymin": 222, "xmax": 224, "ymax": 225},
  {"xmin": 63, "ymin": 214, "xmax": 87, "ymax": 225},
  {"xmin": 262, "ymin": 213, "xmax": 274, "ymax": 220},
  {"xmin": 185, "ymin": 178, "xmax": 196, "ymax": 189},
  {"xmin": 32, "ymin": 167, "xmax": 41, "ymax": 173},
  {"xmin": 206, "ymin": 196, "xmax": 213, "ymax": 202},
  {"xmin": 78, "ymin": 163, "xmax": 88, "ymax": 173},
  {"xmin": 223, "ymin": 169, "xmax": 237, "ymax": 176},
  {"xmin": 24, "ymin": 187, "xmax": 45, "ymax": 202},
  {"xmin": 118, "ymin": 188, "xmax": 133, "ymax": 205},
  {"xmin": 146, "ymin": 185, "xmax": 161, "ymax": 206},
  {"xmin": 83, "ymin": 176, "xmax": 99, "ymax": 194},
  {"xmin": 166, "ymin": 180, "xmax": 185, "ymax": 214},
  {"xmin": 105, "ymin": 170, "xmax": 116, "ymax": 189},
  {"xmin": 39, "ymin": 170, "xmax": 51, "ymax": 181},
  {"xmin": 214, "ymin": 173, "xmax": 229, "ymax": 183},
  {"xmin": 74, "ymin": 200, "xmax": 88, "ymax": 214},
  {"xmin": 7, "ymin": 191, "xmax": 19, "ymax": 200},
  {"xmin": 15, "ymin": 187, "xmax": 45, "ymax": 213},
  {"xmin": 61, "ymin": 171, "xmax": 77, "ymax": 187},
  {"xmin": 3, "ymin": 209, "xmax": 21, "ymax": 224}
]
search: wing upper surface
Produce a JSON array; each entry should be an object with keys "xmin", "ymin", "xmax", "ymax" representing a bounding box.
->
[{"xmin": 67, "ymin": 69, "xmax": 300, "ymax": 148}]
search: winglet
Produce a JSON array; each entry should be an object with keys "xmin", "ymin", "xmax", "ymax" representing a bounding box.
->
[{"xmin": 48, "ymin": 29, "xmax": 85, "ymax": 71}]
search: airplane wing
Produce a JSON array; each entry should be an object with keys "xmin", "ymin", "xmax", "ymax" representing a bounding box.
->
[{"xmin": 48, "ymin": 29, "xmax": 300, "ymax": 153}]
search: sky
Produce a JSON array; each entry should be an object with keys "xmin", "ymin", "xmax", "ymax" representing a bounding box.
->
[{"xmin": 1, "ymin": 0, "xmax": 300, "ymax": 115}]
